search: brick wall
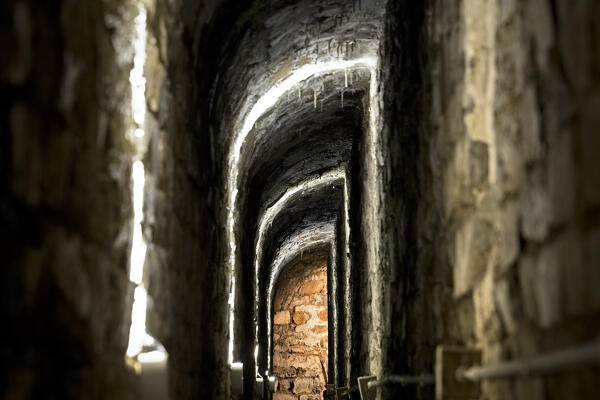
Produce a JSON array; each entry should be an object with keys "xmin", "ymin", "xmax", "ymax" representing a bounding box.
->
[{"xmin": 273, "ymin": 257, "xmax": 328, "ymax": 400}]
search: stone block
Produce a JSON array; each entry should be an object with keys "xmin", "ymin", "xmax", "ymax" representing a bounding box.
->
[
  {"xmin": 318, "ymin": 309, "xmax": 327, "ymax": 321},
  {"xmin": 274, "ymin": 311, "xmax": 291, "ymax": 325},
  {"xmin": 473, "ymin": 270, "xmax": 502, "ymax": 342},
  {"xmin": 293, "ymin": 377, "xmax": 313, "ymax": 394},
  {"xmin": 300, "ymin": 279, "xmax": 325, "ymax": 295},
  {"xmin": 454, "ymin": 216, "xmax": 495, "ymax": 297},
  {"xmin": 292, "ymin": 311, "xmax": 309, "ymax": 325},
  {"xmin": 299, "ymin": 395, "xmax": 320, "ymax": 400},
  {"xmin": 273, "ymin": 392, "xmax": 296, "ymax": 400},
  {"xmin": 518, "ymin": 168, "xmax": 550, "ymax": 242},
  {"xmin": 311, "ymin": 325, "xmax": 327, "ymax": 334},
  {"xmin": 290, "ymin": 345, "xmax": 318, "ymax": 355},
  {"xmin": 278, "ymin": 379, "xmax": 291, "ymax": 391}
]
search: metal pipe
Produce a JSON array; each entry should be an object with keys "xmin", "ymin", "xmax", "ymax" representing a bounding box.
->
[
  {"xmin": 367, "ymin": 374, "xmax": 435, "ymax": 389},
  {"xmin": 457, "ymin": 339, "xmax": 600, "ymax": 382}
]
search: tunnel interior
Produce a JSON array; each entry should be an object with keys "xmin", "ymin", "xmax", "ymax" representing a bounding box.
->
[{"xmin": 2, "ymin": 0, "xmax": 600, "ymax": 399}]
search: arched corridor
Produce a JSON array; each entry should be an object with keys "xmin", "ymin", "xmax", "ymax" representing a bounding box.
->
[{"xmin": 1, "ymin": 0, "xmax": 600, "ymax": 399}]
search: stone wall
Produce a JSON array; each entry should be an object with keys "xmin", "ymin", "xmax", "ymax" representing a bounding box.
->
[
  {"xmin": 142, "ymin": 0, "xmax": 235, "ymax": 398},
  {"xmin": 0, "ymin": 0, "xmax": 139, "ymax": 398},
  {"xmin": 381, "ymin": 0, "xmax": 600, "ymax": 398},
  {"xmin": 273, "ymin": 258, "xmax": 328, "ymax": 400},
  {"xmin": 0, "ymin": 0, "xmax": 241, "ymax": 398}
]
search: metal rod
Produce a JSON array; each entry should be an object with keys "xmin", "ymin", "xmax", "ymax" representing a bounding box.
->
[
  {"xmin": 457, "ymin": 339, "xmax": 600, "ymax": 382},
  {"xmin": 367, "ymin": 374, "xmax": 435, "ymax": 389}
]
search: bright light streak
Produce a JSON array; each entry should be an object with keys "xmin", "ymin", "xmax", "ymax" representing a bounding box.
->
[
  {"xmin": 126, "ymin": 4, "xmax": 151, "ymax": 359},
  {"xmin": 226, "ymin": 56, "xmax": 378, "ymax": 366},
  {"xmin": 127, "ymin": 286, "xmax": 148, "ymax": 357},
  {"xmin": 227, "ymin": 274, "xmax": 236, "ymax": 364},
  {"xmin": 132, "ymin": 161, "xmax": 145, "ymax": 222},
  {"xmin": 254, "ymin": 345, "xmax": 259, "ymax": 374},
  {"xmin": 129, "ymin": 161, "xmax": 146, "ymax": 284},
  {"xmin": 138, "ymin": 350, "xmax": 167, "ymax": 364},
  {"xmin": 129, "ymin": 224, "xmax": 146, "ymax": 284}
]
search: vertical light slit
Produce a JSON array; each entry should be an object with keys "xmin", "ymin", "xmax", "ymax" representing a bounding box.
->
[{"xmin": 126, "ymin": 4, "xmax": 150, "ymax": 359}]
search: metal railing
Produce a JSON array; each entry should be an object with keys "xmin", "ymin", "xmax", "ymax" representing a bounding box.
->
[
  {"xmin": 456, "ymin": 338, "xmax": 600, "ymax": 382},
  {"xmin": 359, "ymin": 338, "xmax": 600, "ymax": 400}
]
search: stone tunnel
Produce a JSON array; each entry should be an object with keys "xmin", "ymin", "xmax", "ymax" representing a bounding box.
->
[{"xmin": 1, "ymin": 0, "xmax": 600, "ymax": 399}]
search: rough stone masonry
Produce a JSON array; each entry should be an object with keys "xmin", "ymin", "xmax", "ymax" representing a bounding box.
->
[{"xmin": 273, "ymin": 257, "xmax": 328, "ymax": 400}]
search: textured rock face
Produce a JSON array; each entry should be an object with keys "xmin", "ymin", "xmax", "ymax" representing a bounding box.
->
[
  {"xmin": 273, "ymin": 257, "xmax": 328, "ymax": 400},
  {"xmin": 0, "ymin": 0, "xmax": 139, "ymax": 398},
  {"xmin": 125, "ymin": 0, "xmax": 233, "ymax": 397},
  {"xmin": 1, "ymin": 0, "xmax": 236, "ymax": 397},
  {"xmin": 381, "ymin": 0, "xmax": 600, "ymax": 398}
]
